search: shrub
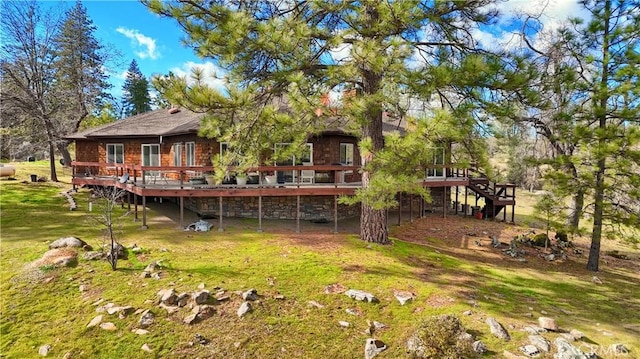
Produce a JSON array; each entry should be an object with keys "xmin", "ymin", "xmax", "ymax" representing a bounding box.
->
[{"xmin": 406, "ymin": 314, "xmax": 480, "ymax": 359}]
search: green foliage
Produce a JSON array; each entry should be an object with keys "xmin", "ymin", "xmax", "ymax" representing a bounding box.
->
[
  {"xmin": 408, "ymin": 315, "xmax": 479, "ymax": 359},
  {"xmin": 121, "ymin": 59, "xmax": 151, "ymax": 117},
  {"xmin": 79, "ymin": 102, "xmax": 118, "ymax": 130},
  {"xmin": 145, "ymin": 0, "xmax": 508, "ymax": 242}
]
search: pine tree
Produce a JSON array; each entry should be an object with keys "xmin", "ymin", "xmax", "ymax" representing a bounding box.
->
[
  {"xmin": 54, "ymin": 0, "xmax": 111, "ymax": 166},
  {"xmin": 146, "ymin": 0, "xmax": 506, "ymax": 244},
  {"xmin": 121, "ymin": 59, "xmax": 151, "ymax": 117}
]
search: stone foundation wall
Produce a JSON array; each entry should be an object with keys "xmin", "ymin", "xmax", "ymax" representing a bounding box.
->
[{"xmin": 183, "ymin": 196, "xmax": 360, "ymax": 220}]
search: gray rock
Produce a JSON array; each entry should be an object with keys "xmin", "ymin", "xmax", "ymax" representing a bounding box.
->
[
  {"xmin": 49, "ymin": 237, "xmax": 92, "ymax": 250},
  {"xmin": 462, "ymin": 310, "xmax": 473, "ymax": 316},
  {"xmin": 345, "ymin": 308, "xmax": 359, "ymax": 316},
  {"xmin": 372, "ymin": 321, "xmax": 387, "ymax": 330},
  {"xmin": 538, "ymin": 317, "xmax": 558, "ymax": 331},
  {"xmin": 364, "ymin": 338, "xmax": 386, "ymax": 359},
  {"xmin": 558, "ymin": 333, "xmax": 575, "ymax": 342},
  {"xmin": 237, "ymin": 301, "xmax": 251, "ymax": 317},
  {"xmin": 133, "ymin": 329, "xmax": 149, "ymax": 335},
  {"xmin": 99, "ymin": 322, "xmax": 117, "ymax": 331},
  {"xmin": 458, "ymin": 332, "xmax": 473, "ymax": 341},
  {"xmin": 529, "ymin": 334, "xmax": 551, "ymax": 352},
  {"xmin": 520, "ymin": 344, "xmax": 540, "ymax": 357},
  {"xmin": 197, "ymin": 282, "xmax": 206, "ymax": 289},
  {"xmin": 183, "ymin": 313, "xmax": 198, "ymax": 325},
  {"xmin": 83, "ymin": 251, "xmax": 103, "ymax": 260},
  {"xmin": 195, "ymin": 305, "xmax": 215, "ymax": 321},
  {"xmin": 38, "ymin": 344, "xmax": 51, "ymax": 356},
  {"xmin": 141, "ymin": 343, "xmax": 152, "ymax": 353},
  {"xmin": 339, "ymin": 321, "xmax": 350, "ymax": 327},
  {"xmin": 591, "ymin": 276, "xmax": 602, "ymax": 284},
  {"xmin": 105, "ymin": 243, "xmax": 127, "ymax": 260},
  {"xmin": 150, "ymin": 272, "xmax": 161, "ymax": 280},
  {"xmin": 523, "ymin": 325, "xmax": 547, "ymax": 334},
  {"xmin": 192, "ymin": 290, "xmax": 211, "ymax": 304},
  {"xmin": 554, "ymin": 337, "xmax": 590, "ymax": 359},
  {"xmin": 486, "ymin": 317, "xmax": 510, "ymax": 340},
  {"xmin": 473, "ymin": 340, "xmax": 487, "ymax": 354},
  {"xmin": 87, "ymin": 315, "xmax": 103, "ymax": 328},
  {"xmin": 144, "ymin": 261, "xmax": 162, "ymax": 272},
  {"xmin": 177, "ymin": 292, "xmax": 190, "ymax": 307},
  {"xmin": 393, "ymin": 290, "xmax": 414, "ymax": 305},
  {"xmin": 138, "ymin": 310, "xmax": 154, "ymax": 328},
  {"xmin": 159, "ymin": 288, "xmax": 177, "ymax": 305},
  {"xmin": 569, "ymin": 329, "xmax": 584, "ymax": 340},
  {"xmin": 308, "ymin": 300, "xmax": 325, "ymax": 309},
  {"xmin": 345, "ymin": 289, "xmax": 379, "ymax": 303},
  {"xmin": 242, "ymin": 288, "xmax": 258, "ymax": 301}
]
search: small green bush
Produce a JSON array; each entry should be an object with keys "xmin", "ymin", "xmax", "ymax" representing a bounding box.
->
[{"xmin": 407, "ymin": 314, "xmax": 479, "ymax": 359}]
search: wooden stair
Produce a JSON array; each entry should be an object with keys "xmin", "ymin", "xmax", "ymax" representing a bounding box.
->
[{"xmin": 467, "ymin": 175, "xmax": 516, "ymax": 219}]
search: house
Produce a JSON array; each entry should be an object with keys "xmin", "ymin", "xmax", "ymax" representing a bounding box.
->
[{"xmin": 67, "ymin": 107, "xmax": 515, "ymax": 231}]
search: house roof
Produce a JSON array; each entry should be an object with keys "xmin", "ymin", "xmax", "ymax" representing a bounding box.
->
[
  {"xmin": 67, "ymin": 106, "xmax": 406, "ymax": 141},
  {"xmin": 66, "ymin": 108, "xmax": 204, "ymax": 140}
]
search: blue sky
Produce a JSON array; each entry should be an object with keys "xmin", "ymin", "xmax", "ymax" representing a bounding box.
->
[
  {"xmin": 60, "ymin": 0, "xmax": 586, "ymax": 101},
  {"xmin": 62, "ymin": 0, "xmax": 224, "ymax": 100}
]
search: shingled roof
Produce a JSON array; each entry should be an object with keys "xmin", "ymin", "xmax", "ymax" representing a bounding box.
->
[{"xmin": 66, "ymin": 108, "xmax": 204, "ymax": 139}]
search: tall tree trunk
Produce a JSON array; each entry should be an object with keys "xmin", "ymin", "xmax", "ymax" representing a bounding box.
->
[
  {"xmin": 48, "ymin": 140, "xmax": 58, "ymax": 182},
  {"xmin": 567, "ymin": 187, "xmax": 584, "ymax": 234},
  {"xmin": 56, "ymin": 140, "xmax": 72, "ymax": 166},
  {"xmin": 359, "ymin": 48, "xmax": 389, "ymax": 244},
  {"xmin": 587, "ymin": 0, "xmax": 610, "ymax": 272}
]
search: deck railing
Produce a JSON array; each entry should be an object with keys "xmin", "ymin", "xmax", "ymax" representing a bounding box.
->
[{"xmin": 71, "ymin": 161, "xmax": 472, "ymax": 189}]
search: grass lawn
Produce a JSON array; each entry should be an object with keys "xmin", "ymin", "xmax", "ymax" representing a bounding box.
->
[{"xmin": 1, "ymin": 162, "xmax": 639, "ymax": 358}]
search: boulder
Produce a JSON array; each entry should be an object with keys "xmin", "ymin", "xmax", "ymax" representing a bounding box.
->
[
  {"xmin": 144, "ymin": 261, "xmax": 162, "ymax": 272},
  {"xmin": 83, "ymin": 251, "xmax": 104, "ymax": 260},
  {"xmin": 105, "ymin": 243, "xmax": 127, "ymax": 260},
  {"xmin": 538, "ymin": 317, "xmax": 558, "ymax": 331},
  {"xmin": 196, "ymin": 305, "xmax": 216, "ymax": 321},
  {"xmin": 158, "ymin": 288, "xmax": 177, "ymax": 305},
  {"xmin": 242, "ymin": 288, "xmax": 258, "ymax": 301},
  {"xmin": 33, "ymin": 248, "xmax": 78, "ymax": 268},
  {"xmin": 569, "ymin": 329, "xmax": 584, "ymax": 340},
  {"xmin": 183, "ymin": 313, "xmax": 198, "ymax": 325},
  {"xmin": 237, "ymin": 301, "xmax": 252, "ymax": 318},
  {"xmin": 364, "ymin": 338, "xmax": 387, "ymax": 359},
  {"xmin": 529, "ymin": 334, "xmax": 551, "ymax": 352},
  {"xmin": 87, "ymin": 315, "xmax": 103, "ymax": 328},
  {"xmin": 393, "ymin": 290, "xmax": 414, "ymax": 305},
  {"xmin": 345, "ymin": 289, "xmax": 379, "ymax": 303},
  {"xmin": 611, "ymin": 344, "xmax": 629, "ymax": 355},
  {"xmin": 177, "ymin": 292, "xmax": 190, "ymax": 307},
  {"xmin": 486, "ymin": 317, "xmax": 510, "ymax": 340},
  {"xmin": 49, "ymin": 237, "xmax": 92, "ymax": 251},
  {"xmin": 554, "ymin": 337, "xmax": 590, "ymax": 359},
  {"xmin": 138, "ymin": 310, "xmax": 154, "ymax": 328},
  {"xmin": 473, "ymin": 340, "xmax": 487, "ymax": 354},
  {"xmin": 519, "ymin": 344, "xmax": 540, "ymax": 357},
  {"xmin": 193, "ymin": 290, "xmax": 211, "ymax": 304},
  {"xmin": 99, "ymin": 322, "xmax": 117, "ymax": 331},
  {"xmin": 38, "ymin": 344, "xmax": 51, "ymax": 357}
]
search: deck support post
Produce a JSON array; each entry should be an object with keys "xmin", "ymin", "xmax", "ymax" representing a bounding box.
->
[
  {"xmin": 258, "ymin": 196, "xmax": 263, "ymax": 232},
  {"xmin": 511, "ymin": 204, "xmax": 515, "ymax": 223},
  {"xmin": 464, "ymin": 186, "xmax": 468, "ymax": 217},
  {"xmin": 218, "ymin": 197, "xmax": 224, "ymax": 232},
  {"xmin": 333, "ymin": 195, "xmax": 338, "ymax": 234},
  {"xmin": 127, "ymin": 192, "xmax": 131, "ymax": 212},
  {"xmin": 503, "ymin": 204, "xmax": 506, "ymax": 222},
  {"xmin": 179, "ymin": 196, "xmax": 184, "ymax": 228},
  {"xmin": 134, "ymin": 193, "xmax": 138, "ymax": 221},
  {"xmin": 443, "ymin": 186, "xmax": 447, "ymax": 218},
  {"xmin": 455, "ymin": 186, "xmax": 459, "ymax": 215},
  {"xmin": 296, "ymin": 195, "xmax": 300, "ymax": 233},
  {"xmin": 492, "ymin": 202, "xmax": 496, "ymax": 221},
  {"xmin": 141, "ymin": 195, "xmax": 148, "ymax": 229},
  {"xmin": 409, "ymin": 194, "xmax": 413, "ymax": 223}
]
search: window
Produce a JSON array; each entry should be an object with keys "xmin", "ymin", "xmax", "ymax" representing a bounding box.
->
[
  {"xmin": 185, "ymin": 142, "xmax": 195, "ymax": 166},
  {"xmin": 141, "ymin": 144, "xmax": 160, "ymax": 167},
  {"xmin": 340, "ymin": 143, "xmax": 354, "ymax": 165},
  {"xmin": 106, "ymin": 144, "xmax": 124, "ymax": 164},
  {"xmin": 173, "ymin": 143, "xmax": 182, "ymax": 166},
  {"xmin": 274, "ymin": 143, "xmax": 313, "ymax": 183},
  {"xmin": 426, "ymin": 147, "xmax": 445, "ymax": 178}
]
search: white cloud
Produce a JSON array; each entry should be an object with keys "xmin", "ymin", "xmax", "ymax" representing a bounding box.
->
[
  {"xmin": 116, "ymin": 27, "xmax": 160, "ymax": 60},
  {"xmin": 169, "ymin": 61, "xmax": 227, "ymax": 91}
]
